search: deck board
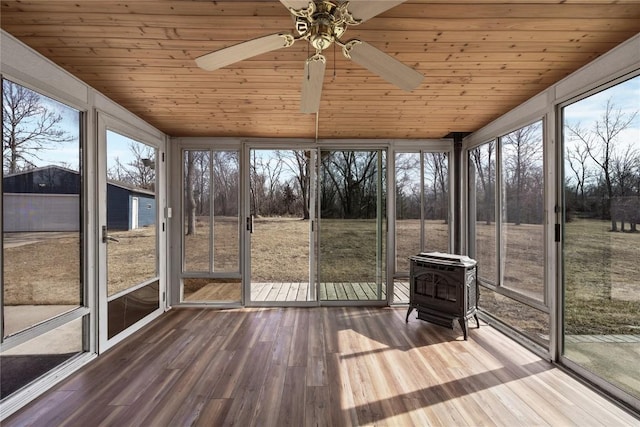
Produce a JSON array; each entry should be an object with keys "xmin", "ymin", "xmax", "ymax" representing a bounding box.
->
[{"xmin": 250, "ymin": 281, "xmax": 409, "ymax": 303}]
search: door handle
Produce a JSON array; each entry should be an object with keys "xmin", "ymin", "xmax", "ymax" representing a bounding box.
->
[
  {"xmin": 246, "ymin": 215, "xmax": 254, "ymax": 233},
  {"xmin": 102, "ymin": 225, "xmax": 120, "ymax": 243}
]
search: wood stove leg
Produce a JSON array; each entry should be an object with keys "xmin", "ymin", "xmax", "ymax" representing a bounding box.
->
[
  {"xmin": 474, "ymin": 314, "xmax": 480, "ymax": 328},
  {"xmin": 405, "ymin": 306, "xmax": 415, "ymax": 322},
  {"xmin": 459, "ymin": 317, "xmax": 468, "ymax": 340}
]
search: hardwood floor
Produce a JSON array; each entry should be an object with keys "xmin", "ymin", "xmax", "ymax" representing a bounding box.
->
[{"xmin": 5, "ymin": 307, "xmax": 638, "ymax": 426}]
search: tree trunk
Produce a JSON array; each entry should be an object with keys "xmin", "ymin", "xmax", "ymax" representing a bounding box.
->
[{"xmin": 185, "ymin": 151, "xmax": 196, "ymax": 235}]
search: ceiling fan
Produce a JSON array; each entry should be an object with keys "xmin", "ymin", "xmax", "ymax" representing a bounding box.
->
[{"xmin": 195, "ymin": 0, "xmax": 423, "ymax": 114}]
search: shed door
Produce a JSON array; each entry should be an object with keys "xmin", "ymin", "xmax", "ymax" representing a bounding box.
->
[{"xmin": 131, "ymin": 197, "xmax": 139, "ymax": 230}]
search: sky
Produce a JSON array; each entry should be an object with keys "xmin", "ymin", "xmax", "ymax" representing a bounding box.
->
[
  {"xmin": 564, "ymin": 75, "xmax": 640, "ymax": 147},
  {"xmin": 563, "ymin": 75, "xmax": 640, "ymax": 184},
  {"xmin": 7, "ymin": 91, "xmax": 153, "ymax": 174}
]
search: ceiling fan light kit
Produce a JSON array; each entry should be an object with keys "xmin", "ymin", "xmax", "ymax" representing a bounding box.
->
[{"xmin": 195, "ymin": 1, "xmax": 423, "ymax": 113}]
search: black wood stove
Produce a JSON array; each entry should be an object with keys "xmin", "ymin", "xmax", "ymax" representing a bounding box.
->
[{"xmin": 406, "ymin": 252, "xmax": 479, "ymax": 340}]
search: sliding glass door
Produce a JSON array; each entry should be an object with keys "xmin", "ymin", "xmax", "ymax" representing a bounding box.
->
[
  {"xmin": 248, "ymin": 149, "xmax": 316, "ymax": 303},
  {"xmin": 561, "ymin": 75, "xmax": 640, "ymax": 403},
  {"xmin": 318, "ymin": 150, "xmax": 386, "ymax": 303}
]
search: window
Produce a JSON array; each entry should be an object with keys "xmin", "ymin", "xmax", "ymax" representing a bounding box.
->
[
  {"xmin": 182, "ymin": 149, "xmax": 240, "ymax": 303},
  {"xmin": 501, "ymin": 123, "xmax": 544, "ymax": 301},
  {"xmin": 469, "ymin": 121, "xmax": 549, "ymax": 346},
  {"xmin": 469, "ymin": 141, "xmax": 497, "ymax": 284},
  {"xmin": 395, "ymin": 151, "xmax": 450, "ymax": 273},
  {"xmin": 1, "ymin": 78, "xmax": 85, "ymax": 398}
]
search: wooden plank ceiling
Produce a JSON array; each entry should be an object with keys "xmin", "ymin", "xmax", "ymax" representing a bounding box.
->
[{"xmin": 2, "ymin": 1, "xmax": 639, "ymax": 140}]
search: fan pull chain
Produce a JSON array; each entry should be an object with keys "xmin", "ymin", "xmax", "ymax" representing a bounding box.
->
[
  {"xmin": 306, "ymin": 42, "xmax": 310, "ymax": 80},
  {"xmin": 333, "ymin": 43, "xmax": 336, "ymax": 79}
]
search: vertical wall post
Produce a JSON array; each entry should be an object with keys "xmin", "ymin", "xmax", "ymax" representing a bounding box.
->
[{"xmin": 452, "ymin": 132, "xmax": 467, "ymax": 254}]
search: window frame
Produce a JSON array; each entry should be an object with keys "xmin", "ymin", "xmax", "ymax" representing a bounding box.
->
[{"xmin": 467, "ymin": 117, "xmax": 550, "ymax": 314}]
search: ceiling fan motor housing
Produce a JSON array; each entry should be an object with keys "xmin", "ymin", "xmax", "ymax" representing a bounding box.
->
[{"xmin": 295, "ymin": 1, "xmax": 350, "ymax": 52}]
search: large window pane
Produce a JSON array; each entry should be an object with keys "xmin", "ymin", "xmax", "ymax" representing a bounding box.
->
[
  {"xmin": 182, "ymin": 149, "xmax": 240, "ymax": 304},
  {"xmin": 213, "ymin": 151, "xmax": 239, "ymax": 272},
  {"xmin": 562, "ymin": 75, "xmax": 640, "ymax": 400},
  {"xmin": 395, "ymin": 152, "xmax": 421, "ymax": 272},
  {"xmin": 2, "ymin": 79, "xmax": 82, "ymax": 336},
  {"xmin": 395, "ymin": 152, "xmax": 449, "ymax": 272},
  {"xmin": 469, "ymin": 142, "xmax": 497, "ymax": 284},
  {"xmin": 184, "ymin": 150, "xmax": 211, "ymax": 272},
  {"xmin": 183, "ymin": 150, "xmax": 239, "ymax": 275},
  {"xmin": 423, "ymin": 152, "xmax": 449, "ymax": 253},
  {"xmin": 501, "ymin": 122, "xmax": 544, "ymax": 301}
]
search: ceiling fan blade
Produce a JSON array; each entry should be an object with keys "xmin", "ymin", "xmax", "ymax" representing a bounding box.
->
[
  {"xmin": 300, "ymin": 55, "xmax": 326, "ymax": 114},
  {"xmin": 279, "ymin": 0, "xmax": 310, "ymax": 11},
  {"xmin": 345, "ymin": 40, "xmax": 422, "ymax": 91},
  {"xmin": 196, "ymin": 33, "xmax": 293, "ymax": 71},
  {"xmin": 345, "ymin": 0, "xmax": 407, "ymax": 23}
]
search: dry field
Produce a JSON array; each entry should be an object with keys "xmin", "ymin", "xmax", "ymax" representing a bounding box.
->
[
  {"xmin": 3, "ymin": 218, "xmax": 638, "ymax": 336},
  {"xmin": 107, "ymin": 226, "xmax": 157, "ymax": 296},
  {"xmin": 563, "ymin": 218, "xmax": 640, "ymax": 335},
  {"xmin": 3, "ymin": 232, "xmax": 81, "ymax": 305},
  {"xmin": 184, "ymin": 216, "xmax": 239, "ymax": 272},
  {"xmin": 395, "ymin": 219, "xmax": 449, "ymax": 272}
]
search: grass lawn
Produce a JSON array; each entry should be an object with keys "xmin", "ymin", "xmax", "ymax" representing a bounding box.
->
[
  {"xmin": 564, "ymin": 218, "xmax": 640, "ymax": 335},
  {"xmin": 3, "ymin": 218, "xmax": 638, "ymax": 336}
]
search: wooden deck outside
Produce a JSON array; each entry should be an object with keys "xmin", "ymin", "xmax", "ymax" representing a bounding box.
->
[
  {"xmin": 251, "ymin": 281, "xmax": 410, "ymax": 303},
  {"xmin": 5, "ymin": 307, "xmax": 638, "ymax": 426},
  {"xmin": 184, "ymin": 281, "xmax": 410, "ymax": 303}
]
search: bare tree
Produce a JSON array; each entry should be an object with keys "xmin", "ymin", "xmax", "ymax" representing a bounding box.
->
[
  {"xmin": 107, "ymin": 142, "xmax": 155, "ymax": 190},
  {"xmin": 502, "ymin": 122, "xmax": 542, "ymax": 225},
  {"xmin": 213, "ymin": 151, "xmax": 238, "ymax": 216},
  {"xmin": 395, "ymin": 153, "xmax": 420, "ymax": 219},
  {"xmin": 185, "ymin": 151, "xmax": 197, "ymax": 235},
  {"xmin": 612, "ymin": 146, "xmax": 639, "ymax": 231},
  {"xmin": 424, "ymin": 153, "xmax": 448, "ymax": 222},
  {"xmin": 566, "ymin": 143, "xmax": 591, "ymax": 212},
  {"xmin": 2, "ymin": 79, "xmax": 75, "ymax": 174},
  {"xmin": 470, "ymin": 142, "xmax": 495, "ymax": 225},
  {"xmin": 566, "ymin": 98, "xmax": 638, "ymax": 231},
  {"xmin": 279, "ymin": 150, "xmax": 311, "ymax": 219},
  {"xmin": 250, "ymin": 152, "xmax": 284, "ymax": 216},
  {"xmin": 322, "ymin": 151, "xmax": 378, "ymax": 218}
]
